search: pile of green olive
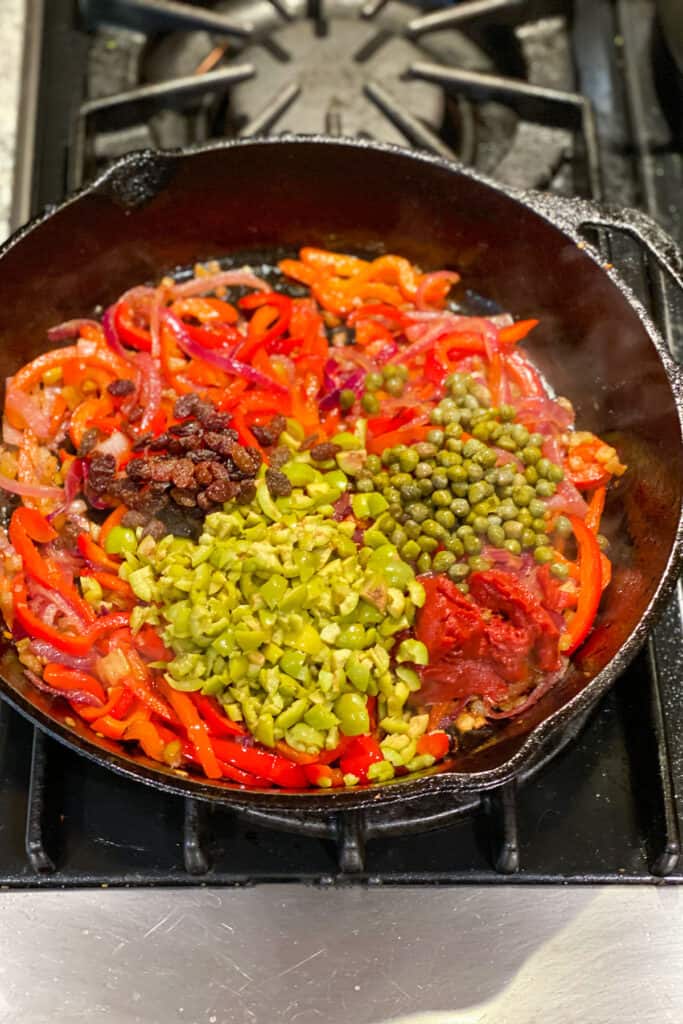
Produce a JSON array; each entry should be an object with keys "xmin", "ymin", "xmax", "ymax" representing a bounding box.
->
[{"xmin": 354, "ymin": 373, "xmax": 571, "ymax": 589}]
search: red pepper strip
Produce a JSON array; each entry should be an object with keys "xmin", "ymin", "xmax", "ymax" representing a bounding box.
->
[
  {"xmin": 92, "ymin": 708, "xmax": 150, "ymax": 740},
  {"xmin": 303, "ymin": 764, "xmax": 345, "ymax": 788},
  {"xmin": 15, "ymin": 604, "xmax": 134, "ymax": 658},
  {"xmin": 346, "ymin": 303, "xmax": 407, "ymax": 328},
  {"xmin": 11, "ymin": 345, "xmax": 128, "ymax": 393},
  {"xmin": 99, "ymin": 505, "xmax": 128, "ymax": 550},
  {"xmin": 275, "ymin": 742, "xmax": 320, "ymax": 765},
  {"xmin": 218, "ymin": 759, "xmax": 271, "ymax": 787},
  {"xmin": 211, "ymin": 738, "xmax": 308, "ymax": 788},
  {"xmin": 170, "ymin": 297, "xmax": 238, "ymax": 325},
  {"xmin": 9, "ymin": 510, "xmax": 94, "ymax": 623},
  {"xmin": 69, "ymin": 395, "xmax": 114, "ymax": 448},
  {"xmin": 81, "ymin": 569, "xmax": 134, "ymax": 599},
  {"xmin": 43, "ymin": 663, "xmax": 106, "ymax": 704},
  {"xmin": 131, "ymin": 624, "xmax": 173, "ymax": 663},
  {"xmin": 506, "ymin": 350, "xmax": 545, "ymax": 398},
  {"xmin": 561, "ymin": 515, "xmax": 603, "ymax": 656},
  {"xmin": 113, "ymin": 300, "xmax": 152, "ymax": 351},
  {"xmin": 158, "ymin": 680, "xmax": 221, "ymax": 780},
  {"xmin": 416, "ymin": 731, "xmax": 450, "ymax": 761},
  {"xmin": 109, "ymin": 686, "xmax": 136, "ymax": 719},
  {"xmin": 124, "ymin": 719, "xmax": 166, "ymax": 761},
  {"xmin": 339, "ymin": 735, "xmax": 383, "ymax": 783},
  {"xmin": 585, "ymin": 486, "xmax": 607, "ymax": 534},
  {"xmin": 120, "ymin": 650, "xmax": 177, "ymax": 724},
  {"xmin": 278, "ymin": 259, "xmax": 318, "ymax": 286},
  {"xmin": 231, "ymin": 410, "xmax": 263, "ymax": 453},
  {"xmin": 366, "ymin": 409, "xmax": 414, "ymax": 437},
  {"xmin": 48, "ymin": 394, "xmax": 68, "ymax": 437},
  {"xmin": 190, "ymin": 693, "xmax": 247, "ymax": 738},
  {"xmin": 236, "ymin": 293, "xmax": 292, "ymax": 362},
  {"xmin": 75, "ymin": 685, "xmax": 125, "ymax": 722},
  {"xmin": 366, "ymin": 421, "xmax": 431, "ymax": 456},
  {"xmin": 498, "ymin": 319, "xmax": 539, "ymax": 346},
  {"xmin": 300, "ymin": 247, "xmax": 369, "ymax": 277},
  {"xmin": 77, "ymin": 533, "xmax": 122, "ymax": 573}
]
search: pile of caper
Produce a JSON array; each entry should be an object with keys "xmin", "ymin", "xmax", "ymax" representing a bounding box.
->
[
  {"xmin": 354, "ymin": 372, "xmax": 570, "ymax": 589},
  {"xmin": 343, "ymin": 365, "xmax": 410, "ymax": 415}
]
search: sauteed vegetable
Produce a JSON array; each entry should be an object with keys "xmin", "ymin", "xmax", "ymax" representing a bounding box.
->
[{"xmin": 0, "ymin": 249, "xmax": 626, "ymax": 788}]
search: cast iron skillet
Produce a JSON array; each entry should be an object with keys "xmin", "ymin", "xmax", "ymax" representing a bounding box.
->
[{"xmin": 1, "ymin": 136, "xmax": 683, "ymax": 813}]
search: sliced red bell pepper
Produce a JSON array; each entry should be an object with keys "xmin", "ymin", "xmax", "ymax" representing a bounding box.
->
[
  {"xmin": 131, "ymin": 624, "xmax": 173, "ymax": 663},
  {"xmin": 416, "ymin": 731, "xmax": 450, "ymax": 761},
  {"xmin": 339, "ymin": 734, "xmax": 383, "ymax": 782},
  {"xmin": 561, "ymin": 515, "xmax": 603, "ymax": 655},
  {"xmin": 170, "ymin": 297, "xmax": 238, "ymax": 325},
  {"xmin": 506, "ymin": 349, "xmax": 545, "ymax": 398},
  {"xmin": 43, "ymin": 663, "xmax": 106, "ymax": 704},
  {"xmin": 498, "ymin": 318, "xmax": 539, "ymax": 346},
  {"xmin": 123, "ymin": 719, "xmax": 166, "ymax": 762},
  {"xmin": 80, "ymin": 569, "xmax": 134, "ymax": 599},
  {"xmin": 366, "ymin": 421, "xmax": 431, "ymax": 456},
  {"xmin": 114, "ymin": 300, "xmax": 152, "ymax": 351},
  {"xmin": 346, "ymin": 303, "xmax": 407, "ymax": 328},
  {"xmin": 77, "ymin": 533, "xmax": 122, "ymax": 573},
  {"xmin": 211, "ymin": 738, "xmax": 308, "ymax": 788},
  {"xmin": 190, "ymin": 693, "xmax": 247, "ymax": 738},
  {"xmin": 74, "ymin": 685, "xmax": 125, "ymax": 722},
  {"xmin": 585, "ymin": 486, "xmax": 607, "ymax": 534},
  {"xmin": 99, "ymin": 505, "xmax": 128, "ymax": 550},
  {"xmin": 236, "ymin": 292, "xmax": 292, "ymax": 361},
  {"xmin": 158, "ymin": 680, "xmax": 221, "ymax": 779},
  {"xmin": 12, "ymin": 575, "xmax": 127, "ymax": 655},
  {"xmin": 118, "ymin": 649, "xmax": 176, "ymax": 724}
]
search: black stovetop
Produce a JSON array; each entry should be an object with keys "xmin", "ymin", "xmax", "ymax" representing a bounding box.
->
[{"xmin": 2, "ymin": 0, "xmax": 683, "ymax": 886}]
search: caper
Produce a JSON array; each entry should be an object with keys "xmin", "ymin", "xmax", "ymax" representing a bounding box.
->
[
  {"xmin": 521, "ymin": 528, "xmax": 537, "ymax": 549},
  {"xmin": 532, "ymin": 518, "xmax": 548, "ymax": 534},
  {"xmin": 528, "ymin": 498, "xmax": 546, "ymax": 519},
  {"xmin": 365, "ymin": 454, "xmax": 382, "ymax": 475},
  {"xmin": 447, "ymin": 465, "xmax": 468, "ymax": 484},
  {"xmin": 406, "ymin": 502, "xmax": 430, "ymax": 523},
  {"xmin": 399, "ymin": 448, "xmax": 419, "ymax": 473},
  {"xmin": 461, "ymin": 394, "xmax": 480, "ymax": 411},
  {"xmin": 536, "ymin": 457, "xmax": 552, "ymax": 478},
  {"xmin": 456, "ymin": 524, "xmax": 474, "ymax": 539},
  {"xmin": 517, "ymin": 508, "xmax": 533, "ymax": 527},
  {"xmin": 415, "ymin": 442, "xmax": 438, "ymax": 459},
  {"xmin": 365, "ymin": 371, "xmax": 383, "ymax": 391},
  {"xmin": 498, "ymin": 502, "xmax": 518, "ymax": 521},
  {"xmin": 423, "ymin": 520, "xmax": 446, "ymax": 540},
  {"xmin": 427, "ymin": 429, "xmax": 445, "ymax": 448},
  {"xmin": 497, "ymin": 435, "xmax": 517, "ymax": 452},
  {"xmin": 445, "ymin": 536, "xmax": 465, "ymax": 556},
  {"xmin": 597, "ymin": 534, "xmax": 610, "ymax": 551},
  {"xmin": 535, "ymin": 533, "xmax": 550, "ymax": 547},
  {"xmin": 534, "ymin": 545, "xmax": 555, "ymax": 564},
  {"xmin": 463, "ymin": 534, "xmax": 482, "ymax": 555},
  {"xmin": 499, "ymin": 404, "xmax": 516, "ymax": 422},
  {"xmin": 391, "ymin": 527, "xmax": 408, "ymax": 549},
  {"xmin": 437, "ymin": 451, "xmax": 460, "ymax": 468},
  {"xmin": 435, "ymin": 509, "xmax": 456, "ymax": 530},
  {"xmin": 404, "ymin": 520, "xmax": 421, "ymax": 539},
  {"xmin": 432, "ymin": 550, "xmax": 456, "ymax": 574},
  {"xmin": 450, "ymin": 498, "xmax": 470, "ymax": 518},
  {"xmin": 444, "ymin": 423, "xmax": 462, "ymax": 440},
  {"xmin": 386, "ymin": 363, "xmax": 408, "ymax": 381},
  {"xmin": 400, "ymin": 482, "xmax": 422, "ymax": 503},
  {"xmin": 487, "ymin": 524, "xmax": 506, "ymax": 547},
  {"xmin": 550, "ymin": 561, "xmax": 569, "ymax": 579},
  {"xmin": 510, "ymin": 424, "xmax": 530, "ymax": 448},
  {"xmin": 431, "ymin": 489, "xmax": 451, "ymax": 508},
  {"xmin": 511, "ymin": 485, "xmax": 535, "ymax": 507},
  {"xmin": 528, "ymin": 432, "xmax": 544, "ymax": 448},
  {"xmin": 447, "ymin": 562, "xmax": 469, "ymax": 583},
  {"xmin": 465, "ymin": 461, "xmax": 484, "ymax": 482},
  {"xmin": 415, "ymin": 461, "xmax": 433, "ymax": 479},
  {"xmin": 472, "ymin": 515, "xmax": 489, "ymax": 534},
  {"xmin": 430, "ymin": 407, "xmax": 444, "ymax": 425},
  {"xmin": 400, "ymin": 540, "xmax": 421, "ymax": 562},
  {"xmin": 504, "ymin": 539, "xmax": 522, "ymax": 555},
  {"xmin": 496, "ymin": 466, "xmax": 515, "ymax": 487},
  {"xmin": 431, "ymin": 473, "xmax": 449, "ymax": 491},
  {"xmin": 385, "ymin": 377, "xmax": 405, "ymax": 397},
  {"xmin": 554, "ymin": 515, "xmax": 572, "ymax": 537},
  {"xmin": 536, "ymin": 479, "xmax": 556, "ymax": 498},
  {"xmin": 468, "ymin": 482, "xmax": 489, "ymax": 506},
  {"xmin": 548, "ymin": 463, "xmax": 564, "ymax": 483},
  {"xmin": 474, "ymin": 448, "xmax": 498, "ymax": 469},
  {"xmin": 468, "ymin": 556, "xmax": 492, "ymax": 572},
  {"xmin": 503, "ymin": 520, "xmax": 523, "ymax": 540},
  {"xmin": 524, "ymin": 466, "xmax": 539, "ymax": 485},
  {"xmin": 418, "ymin": 478, "xmax": 434, "ymax": 496},
  {"xmin": 472, "ymin": 422, "xmax": 491, "ymax": 442},
  {"xmin": 513, "ymin": 473, "xmax": 527, "ymax": 487},
  {"xmin": 521, "ymin": 445, "xmax": 542, "ymax": 465},
  {"xmin": 417, "ymin": 552, "xmax": 433, "ymax": 574},
  {"xmin": 361, "ymin": 392, "xmax": 380, "ymax": 414}
]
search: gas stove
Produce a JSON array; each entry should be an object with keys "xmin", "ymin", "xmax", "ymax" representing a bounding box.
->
[{"xmin": 2, "ymin": 0, "xmax": 683, "ymax": 886}]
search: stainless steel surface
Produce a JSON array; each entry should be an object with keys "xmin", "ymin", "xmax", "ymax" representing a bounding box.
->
[
  {"xmin": 0, "ymin": 885, "xmax": 681, "ymax": 1023},
  {"xmin": 0, "ymin": 0, "xmax": 25, "ymax": 237}
]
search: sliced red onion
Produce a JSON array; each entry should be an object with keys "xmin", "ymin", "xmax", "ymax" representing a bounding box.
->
[
  {"xmin": 64, "ymin": 458, "xmax": 86, "ymax": 504},
  {"xmin": 515, "ymin": 395, "xmax": 574, "ymax": 432},
  {"xmin": 102, "ymin": 306, "xmax": 135, "ymax": 364},
  {"xmin": 172, "ymin": 269, "xmax": 269, "ymax": 298},
  {"xmin": 395, "ymin": 314, "xmax": 498, "ymax": 364},
  {"xmin": 546, "ymin": 480, "xmax": 588, "ymax": 517},
  {"xmin": 25, "ymin": 669, "xmax": 103, "ymax": 708},
  {"xmin": 29, "ymin": 640, "xmax": 94, "ymax": 672},
  {"xmin": 0, "ymin": 472, "xmax": 64, "ymax": 501},
  {"xmin": 163, "ymin": 310, "xmax": 287, "ymax": 394},
  {"xmin": 489, "ymin": 313, "xmax": 515, "ymax": 328},
  {"xmin": 134, "ymin": 352, "xmax": 163, "ymax": 433},
  {"xmin": 47, "ymin": 319, "xmax": 100, "ymax": 343},
  {"xmin": 29, "ymin": 581, "xmax": 89, "ymax": 627},
  {"xmin": 493, "ymin": 448, "xmax": 524, "ymax": 471}
]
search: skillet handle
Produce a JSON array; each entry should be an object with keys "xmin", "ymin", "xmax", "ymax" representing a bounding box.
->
[{"xmin": 519, "ymin": 191, "xmax": 683, "ymax": 294}]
